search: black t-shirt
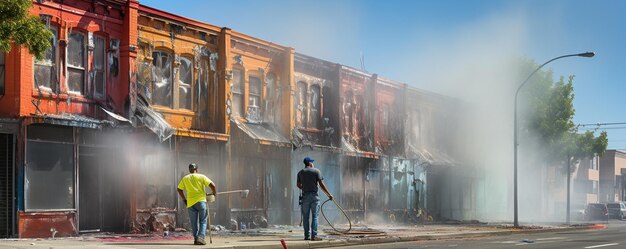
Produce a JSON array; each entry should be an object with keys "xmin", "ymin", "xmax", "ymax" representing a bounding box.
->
[{"xmin": 297, "ymin": 167, "xmax": 323, "ymax": 193}]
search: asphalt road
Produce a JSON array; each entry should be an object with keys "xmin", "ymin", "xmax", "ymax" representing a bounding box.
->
[{"xmin": 337, "ymin": 220, "xmax": 626, "ymax": 249}]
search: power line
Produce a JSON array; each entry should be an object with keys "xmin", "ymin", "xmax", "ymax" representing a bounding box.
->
[
  {"xmin": 579, "ymin": 126, "xmax": 626, "ymax": 130},
  {"xmin": 577, "ymin": 122, "xmax": 626, "ymax": 127}
]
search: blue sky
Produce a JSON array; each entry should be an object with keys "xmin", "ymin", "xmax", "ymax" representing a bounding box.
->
[{"xmin": 142, "ymin": 0, "xmax": 626, "ymax": 149}]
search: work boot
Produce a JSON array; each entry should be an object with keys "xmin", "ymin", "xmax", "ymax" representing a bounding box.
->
[
  {"xmin": 196, "ymin": 237, "xmax": 207, "ymax": 245},
  {"xmin": 193, "ymin": 237, "xmax": 198, "ymax": 245},
  {"xmin": 311, "ymin": 237, "xmax": 323, "ymax": 241}
]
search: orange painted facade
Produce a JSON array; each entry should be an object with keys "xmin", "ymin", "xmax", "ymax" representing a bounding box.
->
[{"xmin": 137, "ymin": 5, "xmax": 225, "ymax": 138}]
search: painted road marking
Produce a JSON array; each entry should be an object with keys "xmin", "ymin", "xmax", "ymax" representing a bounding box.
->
[
  {"xmin": 584, "ymin": 243, "xmax": 619, "ymax": 248},
  {"xmin": 534, "ymin": 237, "xmax": 566, "ymax": 241}
]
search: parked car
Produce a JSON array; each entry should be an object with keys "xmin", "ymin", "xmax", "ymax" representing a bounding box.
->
[
  {"xmin": 585, "ymin": 203, "xmax": 609, "ymax": 221},
  {"xmin": 606, "ymin": 202, "xmax": 626, "ymax": 220}
]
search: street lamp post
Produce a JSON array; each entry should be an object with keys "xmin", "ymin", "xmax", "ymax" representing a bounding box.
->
[{"xmin": 513, "ymin": 52, "xmax": 595, "ymax": 228}]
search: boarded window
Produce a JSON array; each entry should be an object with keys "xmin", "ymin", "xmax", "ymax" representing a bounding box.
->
[
  {"xmin": 25, "ymin": 141, "xmax": 74, "ymax": 210},
  {"xmin": 67, "ymin": 32, "xmax": 86, "ymax": 95},
  {"xmin": 310, "ymin": 85, "xmax": 321, "ymax": 128},
  {"xmin": 138, "ymin": 149, "xmax": 175, "ymax": 209},
  {"xmin": 152, "ymin": 50, "xmax": 173, "ymax": 107},
  {"xmin": 178, "ymin": 57, "xmax": 193, "ymax": 110},
  {"xmin": 231, "ymin": 68, "xmax": 244, "ymax": 117},
  {"xmin": 0, "ymin": 53, "xmax": 4, "ymax": 95},
  {"xmin": 93, "ymin": 36, "xmax": 105, "ymax": 99},
  {"xmin": 296, "ymin": 82, "xmax": 307, "ymax": 127},
  {"xmin": 34, "ymin": 26, "xmax": 58, "ymax": 92}
]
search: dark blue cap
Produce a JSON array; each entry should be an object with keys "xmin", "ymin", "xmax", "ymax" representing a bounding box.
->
[{"xmin": 303, "ymin": 157, "xmax": 315, "ymax": 164}]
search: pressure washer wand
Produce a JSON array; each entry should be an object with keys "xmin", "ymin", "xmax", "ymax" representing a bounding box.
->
[
  {"xmin": 207, "ymin": 203, "xmax": 213, "ymax": 244},
  {"xmin": 208, "ymin": 189, "xmax": 250, "ymax": 198}
]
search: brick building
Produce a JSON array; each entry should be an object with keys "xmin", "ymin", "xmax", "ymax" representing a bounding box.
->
[{"xmin": 0, "ymin": 0, "xmax": 463, "ymax": 238}]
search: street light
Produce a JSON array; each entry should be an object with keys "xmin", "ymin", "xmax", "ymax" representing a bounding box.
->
[{"xmin": 513, "ymin": 52, "xmax": 595, "ymax": 227}]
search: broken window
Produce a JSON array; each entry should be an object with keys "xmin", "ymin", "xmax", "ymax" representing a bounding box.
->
[
  {"xmin": 0, "ymin": 53, "xmax": 4, "ymax": 95},
  {"xmin": 93, "ymin": 36, "xmax": 106, "ymax": 99},
  {"xmin": 67, "ymin": 32, "xmax": 86, "ymax": 95},
  {"xmin": 296, "ymin": 81, "xmax": 307, "ymax": 127},
  {"xmin": 25, "ymin": 125, "xmax": 74, "ymax": 210},
  {"xmin": 231, "ymin": 68, "xmax": 244, "ymax": 117},
  {"xmin": 264, "ymin": 73, "xmax": 276, "ymax": 123},
  {"xmin": 136, "ymin": 42, "xmax": 153, "ymax": 99},
  {"xmin": 152, "ymin": 50, "xmax": 173, "ymax": 107},
  {"xmin": 381, "ymin": 104, "xmax": 390, "ymax": 139},
  {"xmin": 309, "ymin": 85, "xmax": 321, "ymax": 128},
  {"xmin": 247, "ymin": 75, "xmax": 262, "ymax": 122},
  {"xmin": 34, "ymin": 26, "xmax": 58, "ymax": 92},
  {"xmin": 178, "ymin": 57, "xmax": 192, "ymax": 110},
  {"xmin": 198, "ymin": 57, "xmax": 210, "ymax": 116},
  {"xmin": 248, "ymin": 76, "xmax": 261, "ymax": 108}
]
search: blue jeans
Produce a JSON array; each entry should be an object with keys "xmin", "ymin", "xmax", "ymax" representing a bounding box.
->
[
  {"xmin": 188, "ymin": 201, "xmax": 207, "ymax": 239},
  {"xmin": 301, "ymin": 192, "xmax": 320, "ymax": 238}
]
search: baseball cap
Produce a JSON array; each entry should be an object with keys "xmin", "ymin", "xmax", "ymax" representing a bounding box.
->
[
  {"xmin": 303, "ymin": 157, "xmax": 315, "ymax": 164},
  {"xmin": 189, "ymin": 163, "xmax": 198, "ymax": 170}
]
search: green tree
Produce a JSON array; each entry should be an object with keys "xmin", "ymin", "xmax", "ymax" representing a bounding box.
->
[
  {"xmin": 0, "ymin": 0, "xmax": 52, "ymax": 59},
  {"xmin": 518, "ymin": 58, "xmax": 608, "ymax": 169}
]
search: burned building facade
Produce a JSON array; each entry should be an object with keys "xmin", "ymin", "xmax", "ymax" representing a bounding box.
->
[
  {"xmin": 403, "ymin": 88, "xmax": 460, "ymax": 220},
  {"xmin": 0, "ymin": 0, "xmax": 461, "ymax": 238},
  {"xmin": 132, "ymin": 5, "xmax": 230, "ymax": 232},
  {"xmin": 225, "ymin": 30, "xmax": 293, "ymax": 226},
  {"xmin": 290, "ymin": 54, "xmax": 342, "ymax": 224}
]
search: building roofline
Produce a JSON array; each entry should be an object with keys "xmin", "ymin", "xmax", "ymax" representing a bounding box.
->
[
  {"xmin": 230, "ymin": 30, "xmax": 290, "ymax": 52},
  {"xmin": 340, "ymin": 65, "xmax": 372, "ymax": 78},
  {"xmin": 294, "ymin": 52, "xmax": 338, "ymax": 66},
  {"xmin": 139, "ymin": 4, "xmax": 222, "ymax": 33},
  {"xmin": 376, "ymin": 76, "xmax": 405, "ymax": 89}
]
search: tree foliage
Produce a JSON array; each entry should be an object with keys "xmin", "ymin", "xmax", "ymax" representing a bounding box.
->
[
  {"xmin": 518, "ymin": 58, "xmax": 608, "ymax": 170},
  {"xmin": 0, "ymin": 0, "xmax": 52, "ymax": 59}
]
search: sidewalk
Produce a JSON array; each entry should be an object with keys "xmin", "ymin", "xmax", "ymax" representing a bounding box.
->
[{"xmin": 0, "ymin": 223, "xmax": 603, "ymax": 249}]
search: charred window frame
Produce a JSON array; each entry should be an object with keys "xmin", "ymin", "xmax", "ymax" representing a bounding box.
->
[
  {"xmin": 151, "ymin": 50, "xmax": 173, "ymax": 108},
  {"xmin": 246, "ymin": 74, "xmax": 262, "ymax": 122},
  {"xmin": 296, "ymin": 81, "xmax": 307, "ymax": 128},
  {"xmin": 248, "ymin": 76, "xmax": 261, "ymax": 109},
  {"xmin": 381, "ymin": 103, "xmax": 390, "ymax": 139},
  {"xmin": 231, "ymin": 68, "xmax": 244, "ymax": 118},
  {"xmin": 178, "ymin": 56, "xmax": 193, "ymax": 110},
  {"xmin": 25, "ymin": 125, "xmax": 75, "ymax": 211},
  {"xmin": 263, "ymin": 73, "xmax": 277, "ymax": 122},
  {"xmin": 93, "ymin": 35, "xmax": 106, "ymax": 99},
  {"xmin": 0, "ymin": 52, "xmax": 4, "ymax": 95},
  {"xmin": 136, "ymin": 41, "xmax": 153, "ymax": 99},
  {"xmin": 198, "ymin": 57, "xmax": 208, "ymax": 110},
  {"xmin": 34, "ymin": 26, "xmax": 58, "ymax": 93},
  {"xmin": 309, "ymin": 84, "xmax": 321, "ymax": 129},
  {"xmin": 67, "ymin": 31, "xmax": 86, "ymax": 95}
]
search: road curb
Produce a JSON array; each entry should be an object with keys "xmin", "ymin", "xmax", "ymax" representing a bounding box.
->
[{"xmin": 236, "ymin": 225, "xmax": 599, "ymax": 249}]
